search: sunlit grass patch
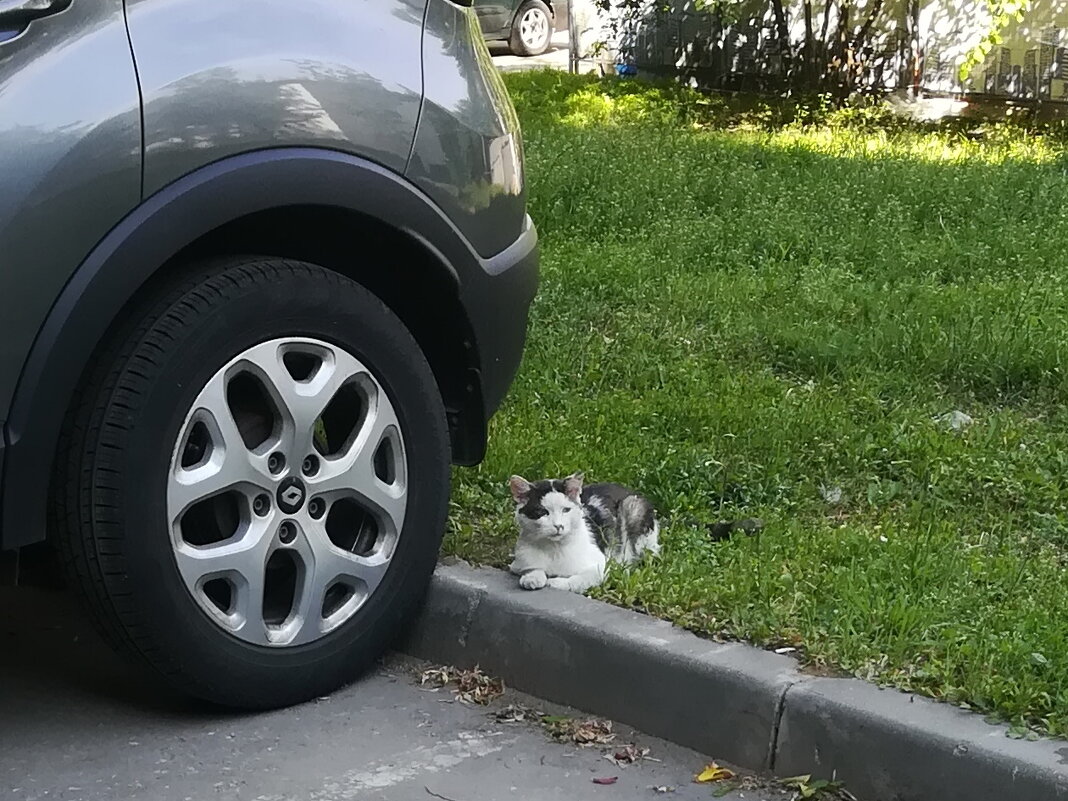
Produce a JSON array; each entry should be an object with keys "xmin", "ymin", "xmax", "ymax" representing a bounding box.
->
[{"xmin": 446, "ymin": 71, "xmax": 1068, "ymax": 737}]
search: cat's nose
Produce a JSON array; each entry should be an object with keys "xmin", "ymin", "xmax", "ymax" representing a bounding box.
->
[{"xmin": 554, "ymin": 524, "xmax": 564, "ymax": 533}]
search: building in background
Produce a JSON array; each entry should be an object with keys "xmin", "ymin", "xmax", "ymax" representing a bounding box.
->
[
  {"xmin": 593, "ymin": 0, "xmax": 1068, "ymax": 103},
  {"xmin": 927, "ymin": 2, "xmax": 1068, "ymax": 102}
]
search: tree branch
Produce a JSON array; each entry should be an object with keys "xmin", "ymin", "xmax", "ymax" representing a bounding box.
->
[{"xmin": 852, "ymin": 0, "xmax": 885, "ymax": 49}]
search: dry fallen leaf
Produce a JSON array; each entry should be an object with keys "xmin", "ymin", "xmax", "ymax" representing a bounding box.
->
[
  {"xmin": 419, "ymin": 667, "xmax": 453, "ymax": 688},
  {"xmin": 419, "ymin": 665, "xmax": 504, "ymax": 705},
  {"xmin": 592, "ymin": 777, "xmax": 618, "ymax": 785},
  {"xmin": 694, "ymin": 763, "xmax": 736, "ymax": 783},
  {"xmin": 542, "ymin": 715, "xmax": 616, "ymax": 746},
  {"xmin": 605, "ymin": 744, "xmax": 650, "ymax": 767},
  {"xmin": 454, "ymin": 670, "xmax": 504, "ymax": 705},
  {"xmin": 493, "ymin": 704, "xmax": 540, "ymax": 723},
  {"xmin": 573, "ymin": 719, "xmax": 616, "ymax": 745}
]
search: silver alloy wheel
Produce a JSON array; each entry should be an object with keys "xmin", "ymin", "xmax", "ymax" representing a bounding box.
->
[
  {"xmin": 166, "ymin": 337, "xmax": 407, "ymax": 647},
  {"xmin": 519, "ymin": 7, "xmax": 550, "ymax": 52}
]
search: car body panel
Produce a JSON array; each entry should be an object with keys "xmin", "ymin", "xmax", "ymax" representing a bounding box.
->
[
  {"xmin": 407, "ymin": 1, "xmax": 526, "ymax": 257},
  {"xmin": 474, "ymin": 2, "xmax": 513, "ymax": 38},
  {"xmin": 0, "ymin": 0, "xmax": 141, "ymax": 419},
  {"xmin": 125, "ymin": 0, "xmax": 426, "ymax": 196}
]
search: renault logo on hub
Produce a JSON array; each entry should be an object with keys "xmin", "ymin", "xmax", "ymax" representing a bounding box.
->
[{"xmin": 277, "ymin": 477, "xmax": 306, "ymax": 513}]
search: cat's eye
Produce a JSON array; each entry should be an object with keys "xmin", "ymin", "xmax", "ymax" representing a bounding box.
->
[
  {"xmin": 562, "ymin": 506, "xmax": 572, "ymax": 513},
  {"xmin": 528, "ymin": 508, "xmax": 548, "ymax": 519}
]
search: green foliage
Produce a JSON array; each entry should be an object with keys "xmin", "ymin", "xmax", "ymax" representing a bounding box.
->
[
  {"xmin": 446, "ymin": 71, "xmax": 1068, "ymax": 737},
  {"xmin": 959, "ymin": 1, "xmax": 1033, "ymax": 82}
]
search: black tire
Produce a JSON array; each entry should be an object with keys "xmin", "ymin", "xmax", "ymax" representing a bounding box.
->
[
  {"xmin": 51, "ymin": 257, "xmax": 450, "ymax": 709},
  {"xmin": 509, "ymin": 0, "xmax": 553, "ymax": 57}
]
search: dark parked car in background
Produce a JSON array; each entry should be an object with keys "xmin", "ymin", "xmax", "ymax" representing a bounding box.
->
[
  {"xmin": 0, "ymin": 0, "xmax": 537, "ymax": 709},
  {"xmin": 475, "ymin": 0, "xmax": 567, "ymax": 56}
]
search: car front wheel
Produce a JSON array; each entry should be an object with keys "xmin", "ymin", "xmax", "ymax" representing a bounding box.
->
[
  {"xmin": 510, "ymin": 0, "xmax": 553, "ymax": 57},
  {"xmin": 52, "ymin": 257, "xmax": 450, "ymax": 708}
]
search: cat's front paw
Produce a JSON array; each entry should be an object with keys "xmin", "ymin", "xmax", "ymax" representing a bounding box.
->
[
  {"xmin": 518, "ymin": 570, "xmax": 548, "ymax": 590},
  {"xmin": 546, "ymin": 577, "xmax": 573, "ymax": 591}
]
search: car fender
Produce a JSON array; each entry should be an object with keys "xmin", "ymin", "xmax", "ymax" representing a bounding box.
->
[{"xmin": 1, "ymin": 147, "xmax": 507, "ymax": 549}]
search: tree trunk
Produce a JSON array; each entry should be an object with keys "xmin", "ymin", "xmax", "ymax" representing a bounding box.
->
[
  {"xmin": 836, "ymin": 1, "xmax": 852, "ymax": 94},
  {"xmin": 911, "ymin": 0, "xmax": 922, "ymax": 95},
  {"xmin": 769, "ymin": 0, "xmax": 794, "ymax": 87},
  {"xmin": 803, "ymin": 0, "xmax": 815, "ymax": 88},
  {"xmin": 819, "ymin": 0, "xmax": 835, "ymax": 86}
]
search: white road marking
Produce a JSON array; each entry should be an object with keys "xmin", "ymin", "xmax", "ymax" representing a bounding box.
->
[{"xmin": 254, "ymin": 730, "xmax": 516, "ymax": 800}]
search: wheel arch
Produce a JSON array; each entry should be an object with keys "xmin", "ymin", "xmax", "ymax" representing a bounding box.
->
[{"xmin": 1, "ymin": 148, "xmax": 488, "ymax": 550}]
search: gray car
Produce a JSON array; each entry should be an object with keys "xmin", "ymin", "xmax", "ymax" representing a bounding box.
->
[
  {"xmin": 475, "ymin": 0, "xmax": 568, "ymax": 57},
  {"xmin": 0, "ymin": 0, "xmax": 537, "ymax": 708}
]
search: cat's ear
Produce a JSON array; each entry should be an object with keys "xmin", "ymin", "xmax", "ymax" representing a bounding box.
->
[
  {"xmin": 509, "ymin": 475, "xmax": 532, "ymax": 504},
  {"xmin": 563, "ymin": 472, "xmax": 584, "ymax": 502}
]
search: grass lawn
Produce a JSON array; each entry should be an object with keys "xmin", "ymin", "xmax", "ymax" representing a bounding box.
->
[{"xmin": 444, "ymin": 71, "xmax": 1068, "ymax": 737}]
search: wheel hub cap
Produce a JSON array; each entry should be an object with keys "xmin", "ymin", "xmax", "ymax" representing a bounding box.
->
[
  {"xmin": 521, "ymin": 9, "xmax": 549, "ymax": 49},
  {"xmin": 166, "ymin": 337, "xmax": 408, "ymax": 647}
]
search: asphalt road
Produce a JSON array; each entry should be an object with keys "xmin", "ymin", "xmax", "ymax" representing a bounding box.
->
[{"xmin": 2, "ymin": 586, "xmax": 790, "ymax": 801}]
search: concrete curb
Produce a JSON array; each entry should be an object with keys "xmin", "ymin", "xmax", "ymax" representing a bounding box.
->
[{"xmin": 403, "ymin": 563, "xmax": 1068, "ymax": 801}]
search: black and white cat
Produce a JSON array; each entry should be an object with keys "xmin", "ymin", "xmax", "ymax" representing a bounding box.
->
[{"xmin": 507, "ymin": 472, "xmax": 660, "ymax": 593}]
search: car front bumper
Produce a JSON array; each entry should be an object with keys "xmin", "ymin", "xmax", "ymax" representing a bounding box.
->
[{"xmin": 462, "ymin": 214, "xmax": 539, "ymax": 420}]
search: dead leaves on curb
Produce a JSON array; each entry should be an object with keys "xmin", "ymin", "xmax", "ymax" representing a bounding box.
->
[
  {"xmin": 488, "ymin": 700, "xmax": 624, "ymax": 751},
  {"xmin": 492, "ymin": 703, "xmax": 540, "ymax": 723},
  {"xmin": 419, "ymin": 665, "xmax": 504, "ymax": 706},
  {"xmin": 780, "ymin": 774, "xmax": 857, "ymax": 800},
  {"xmin": 607, "ymin": 743, "xmax": 651, "ymax": 766},
  {"xmin": 694, "ymin": 764, "xmax": 793, "ymax": 799},
  {"xmin": 416, "ymin": 665, "xmax": 854, "ymax": 797},
  {"xmin": 494, "ymin": 705, "xmax": 661, "ymax": 769},
  {"xmin": 695, "ymin": 769, "xmax": 855, "ymax": 801},
  {"xmin": 542, "ymin": 715, "xmax": 617, "ymax": 745}
]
